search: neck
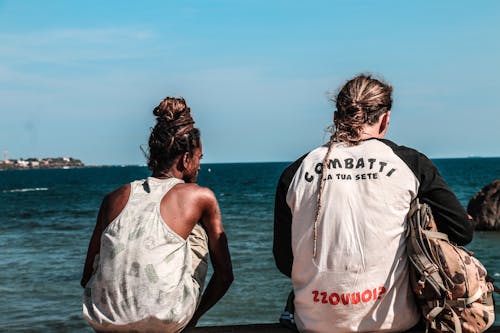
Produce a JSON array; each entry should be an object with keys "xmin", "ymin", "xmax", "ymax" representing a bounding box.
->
[
  {"xmin": 359, "ymin": 121, "xmax": 388, "ymax": 140},
  {"xmin": 359, "ymin": 128, "xmax": 383, "ymax": 140},
  {"xmin": 152, "ymin": 168, "xmax": 183, "ymax": 180}
]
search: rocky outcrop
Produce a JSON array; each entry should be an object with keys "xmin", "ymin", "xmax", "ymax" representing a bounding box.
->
[{"xmin": 467, "ymin": 179, "xmax": 500, "ymax": 231}]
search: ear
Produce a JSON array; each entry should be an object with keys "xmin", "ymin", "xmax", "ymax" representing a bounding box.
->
[
  {"xmin": 181, "ymin": 152, "xmax": 191, "ymax": 170},
  {"xmin": 378, "ymin": 111, "xmax": 391, "ymax": 135}
]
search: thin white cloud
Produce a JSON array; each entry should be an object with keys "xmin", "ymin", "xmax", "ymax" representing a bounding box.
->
[{"xmin": 0, "ymin": 27, "xmax": 157, "ymax": 64}]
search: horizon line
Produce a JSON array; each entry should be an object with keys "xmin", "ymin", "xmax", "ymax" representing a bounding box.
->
[{"xmin": 84, "ymin": 155, "xmax": 500, "ymax": 167}]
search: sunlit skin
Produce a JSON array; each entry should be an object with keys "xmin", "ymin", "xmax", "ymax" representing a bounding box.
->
[{"xmin": 81, "ymin": 139, "xmax": 233, "ymax": 327}]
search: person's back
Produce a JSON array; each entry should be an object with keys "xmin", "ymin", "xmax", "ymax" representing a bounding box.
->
[
  {"xmin": 285, "ymin": 140, "xmax": 428, "ymax": 332},
  {"xmin": 274, "ymin": 75, "xmax": 473, "ymax": 333},
  {"xmin": 83, "ymin": 177, "xmax": 209, "ymax": 332},
  {"xmin": 82, "ymin": 97, "xmax": 233, "ymax": 333}
]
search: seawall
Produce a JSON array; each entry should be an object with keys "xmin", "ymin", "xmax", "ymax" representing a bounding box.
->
[{"xmin": 185, "ymin": 323, "xmax": 500, "ymax": 332}]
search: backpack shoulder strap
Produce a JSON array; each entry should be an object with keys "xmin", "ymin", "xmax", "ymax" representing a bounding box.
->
[{"xmin": 407, "ymin": 199, "xmax": 447, "ymax": 296}]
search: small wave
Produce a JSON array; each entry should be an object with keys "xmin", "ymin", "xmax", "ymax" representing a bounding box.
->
[
  {"xmin": 495, "ymin": 273, "xmax": 500, "ymax": 277},
  {"xmin": 243, "ymin": 193, "xmax": 265, "ymax": 198},
  {"xmin": 3, "ymin": 187, "xmax": 49, "ymax": 193}
]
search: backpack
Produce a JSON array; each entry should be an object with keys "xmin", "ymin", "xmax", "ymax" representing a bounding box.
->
[{"xmin": 406, "ymin": 199, "xmax": 496, "ymax": 333}]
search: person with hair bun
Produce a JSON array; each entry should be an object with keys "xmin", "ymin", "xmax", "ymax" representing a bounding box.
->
[
  {"xmin": 273, "ymin": 74, "xmax": 473, "ymax": 332},
  {"xmin": 81, "ymin": 97, "xmax": 233, "ymax": 332}
]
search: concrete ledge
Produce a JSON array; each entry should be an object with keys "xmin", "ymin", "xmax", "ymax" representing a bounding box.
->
[
  {"xmin": 185, "ymin": 323, "xmax": 500, "ymax": 333},
  {"xmin": 184, "ymin": 323, "xmax": 293, "ymax": 332}
]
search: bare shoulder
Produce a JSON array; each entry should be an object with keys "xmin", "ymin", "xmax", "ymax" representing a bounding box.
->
[
  {"xmin": 101, "ymin": 183, "xmax": 131, "ymax": 223},
  {"xmin": 172, "ymin": 183, "xmax": 216, "ymax": 204},
  {"xmin": 104, "ymin": 183, "xmax": 131, "ymax": 206},
  {"xmin": 160, "ymin": 183, "xmax": 219, "ymax": 238}
]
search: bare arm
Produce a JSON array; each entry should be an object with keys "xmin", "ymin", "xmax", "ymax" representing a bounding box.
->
[
  {"xmin": 81, "ymin": 185, "xmax": 130, "ymax": 288},
  {"xmin": 81, "ymin": 198, "xmax": 107, "ymax": 288},
  {"xmin": 188, "ymin": 189, "xmax": 233, "ymax": 326}
]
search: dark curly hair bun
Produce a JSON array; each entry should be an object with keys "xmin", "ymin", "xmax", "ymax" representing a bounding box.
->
[
  {"xmin": 153, "ymin": 97, "xmax": 195, "ymax": 133},
  {"xmin": 147, "ymin": 97, "xmax": 200, "ymax": 172}
]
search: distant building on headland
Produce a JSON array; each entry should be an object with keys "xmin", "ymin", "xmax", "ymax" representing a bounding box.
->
[{"xmin": 0, "ymin": 156, "xmax": 85, "ymax": 170}]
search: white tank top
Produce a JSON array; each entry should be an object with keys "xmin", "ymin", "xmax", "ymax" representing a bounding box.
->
[{"xmin": 83, "ymin": 177, "xmax": 203, "ymax": 333}]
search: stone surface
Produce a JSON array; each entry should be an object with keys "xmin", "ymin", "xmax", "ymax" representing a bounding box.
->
[
  {"xmin": 185, "ymin": 323, "xmax": 294, "ymax": 332},
  {"xmin": 467, "ymin": 179, "xmax": 500, "ymax": 231},
  {"xmin": 184, "ymin": 323, "xmax": 500, "ymax": 333}
]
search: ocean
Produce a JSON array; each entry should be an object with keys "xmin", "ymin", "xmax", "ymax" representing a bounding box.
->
[{"xmin": 0, "ymin": 158, "xmax": 499, "ymax": 332}]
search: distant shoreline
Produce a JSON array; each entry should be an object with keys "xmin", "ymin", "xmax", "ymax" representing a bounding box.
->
[
  {"xmin": 0, "ymin": 157, "xmax": 84, "ymax": 171},
  {"xmin": 1, "ymin": 156, "xmax": 499, "ymax": 171}
]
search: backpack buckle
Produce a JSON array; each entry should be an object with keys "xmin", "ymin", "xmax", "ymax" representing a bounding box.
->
[
  {"xmin": 416, "ymin": 272, "xmax": 428, "ymax": 294},
  {"xmin": 455, "ymin": 298, "xmax": 467, "ymax": 311},
  {"xmin": 418, "ymin": 275, "xmax": 426, "ymax": 287}
]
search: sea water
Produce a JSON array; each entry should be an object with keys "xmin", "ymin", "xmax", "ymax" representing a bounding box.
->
[{"xmin": 0, "ymin": 158, "xmax": 498, "ymax": 332}]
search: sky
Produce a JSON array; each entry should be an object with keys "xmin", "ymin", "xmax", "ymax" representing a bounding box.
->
[{"xmin": 0, "ymin": 0, "xmax": 499, "ymax": 165}]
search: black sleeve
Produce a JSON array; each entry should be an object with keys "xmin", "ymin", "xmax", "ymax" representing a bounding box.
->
[
  {"xmin": 415, "ymin": 153, "xmax": 473, "ymax": 245},
  {"xmin": 381, "ymin": 140, "xmax": 473, "ymax": 245},
  {"xmin": 273, "ymin": 154, "xmax": 308, "ymax": 277}
]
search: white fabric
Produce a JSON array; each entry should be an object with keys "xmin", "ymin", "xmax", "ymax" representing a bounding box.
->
[
  {"xmin": 83, "ymin": 177, "xmax": 208, "ymax": 333},
  {"xmin": 287, "ymin": 140, "xmax": 421, "ymax": 333}
]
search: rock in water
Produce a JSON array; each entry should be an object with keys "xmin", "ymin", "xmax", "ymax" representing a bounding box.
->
[{"xmin": 467, "ymin": 179, "xmax": 500, "ymax": 231}]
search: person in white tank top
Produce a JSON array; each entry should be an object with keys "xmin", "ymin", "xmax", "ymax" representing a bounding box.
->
[
  {"xmin": 81, "ymin": 97, "xmax": 233, "ymax": 333},
  {"xmin": 273, "ymin": 75, "xmax": 473, "ymax": 333}
]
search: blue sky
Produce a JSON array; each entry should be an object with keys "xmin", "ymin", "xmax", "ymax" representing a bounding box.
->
[{"xmin": 1, "ymin": 0, "xmax": 499, "ymax": 165}]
